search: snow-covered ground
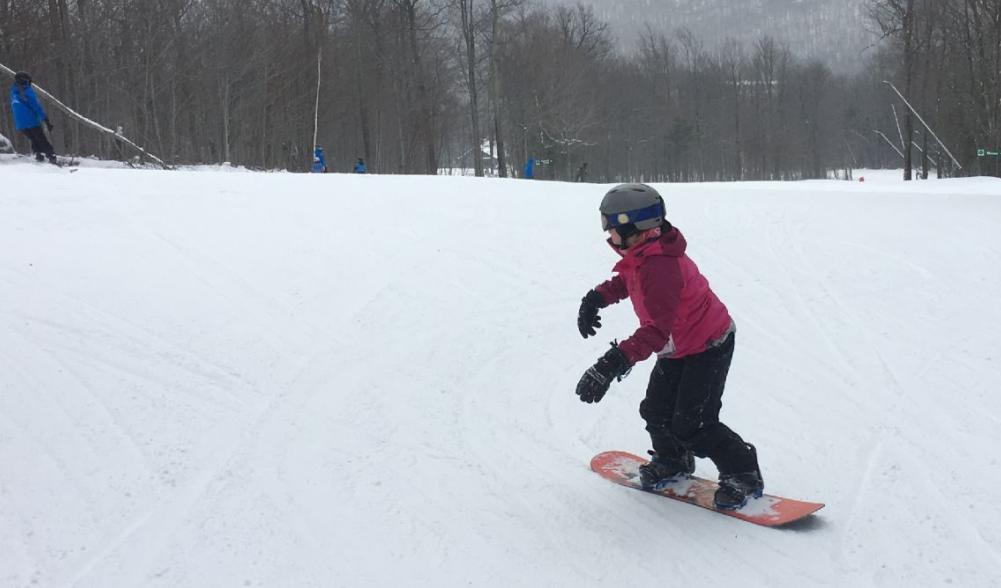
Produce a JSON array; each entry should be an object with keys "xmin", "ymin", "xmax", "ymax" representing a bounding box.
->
[{"xmin": 1, "ymin": 157, "xmax": 999, "ymax": 587}]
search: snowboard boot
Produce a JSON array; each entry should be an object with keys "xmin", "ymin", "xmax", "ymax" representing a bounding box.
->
[
  {"xmin": 713, "ymin": 444, "xmax": 764, "ymax": 510},
  {"xmin": 638, "ymin": 449, "xmax": 695, "ymax": 490}
]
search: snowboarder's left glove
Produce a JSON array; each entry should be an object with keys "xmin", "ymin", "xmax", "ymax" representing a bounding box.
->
[
  {"xmin": 576, "ymin": 343, "xmax": 631, "ymax": 404},
  {"xmin": 577, "ymin": 290, "xmax": 606, "ymax": 338},
  {"xmin": 44, "ymin": 119, "xmax": 53, "ymax": 132}
]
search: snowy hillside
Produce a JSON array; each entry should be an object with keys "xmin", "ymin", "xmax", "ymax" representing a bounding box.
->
[{"xmin": 1, "ymin": 158, "xmax": 1000, "ymax": 587}]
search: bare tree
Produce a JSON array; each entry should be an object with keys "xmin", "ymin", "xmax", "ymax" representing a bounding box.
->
[
  {"xmin": 487, "ymin": 0, "xmax": 516, "ymax": 177},
  {"xmin": 454, "ymin": 0, "xmax": 484, "ymax": 175},
  {"xmin": 720, "ymin": 39, "xmax": 745, "ymax": 180}
]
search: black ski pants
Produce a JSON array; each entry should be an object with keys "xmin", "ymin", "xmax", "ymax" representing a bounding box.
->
[
  {"xmin": 638, "ymin": 332, "xmax": 757, "ymax": 475},
  {"xmin": 20, "ymin": 126, "xmax": 55, "ymax": 160}
]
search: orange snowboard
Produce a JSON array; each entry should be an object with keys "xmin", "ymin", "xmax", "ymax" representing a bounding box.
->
[{"xmin": 591, "ymin": 451, "xmax": 824, "ymax": 527}]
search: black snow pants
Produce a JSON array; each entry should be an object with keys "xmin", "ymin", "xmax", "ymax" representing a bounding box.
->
[
  {"xmin": 20, "ymin": 126, "xmax": 55, "ymax": 161},
  {"xmin": 638, "ymin": 331, "xmax": 758, "ymax": 475}
]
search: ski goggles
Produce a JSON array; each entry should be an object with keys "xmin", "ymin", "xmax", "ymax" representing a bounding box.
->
[{"xmin": 601, "ymin": 202, "xmax": 664, "ymax": 231}]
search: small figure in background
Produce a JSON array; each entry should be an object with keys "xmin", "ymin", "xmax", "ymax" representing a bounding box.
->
[
  {"xmin": 575, "ymin": 162, "xmax": 589, "ymax": 182},
  {"xmin": 9, "ymin": 71, "xmax": 57, "ymax": 164},
  {"xmin": 354, "ymin": 157, "xmax": 367, "ymax": 174},
  {"xmin": 312, "ymin": 147, "xmax": 328, "ymax": 173},
  {"xmin": 524, "ymin": 157, "xmax": 535, "ymax": 179}
]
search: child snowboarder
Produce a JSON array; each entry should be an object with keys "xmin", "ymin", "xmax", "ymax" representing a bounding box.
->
[
  {"xmin": 8, "ymin": 71, "xmax": 57, "ymax": 164},
  {"xmin": 575, "ymin": 183, "xmax": 763, "ymax": 510}
]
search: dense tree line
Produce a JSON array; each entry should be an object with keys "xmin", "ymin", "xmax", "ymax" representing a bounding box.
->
[
  {"xmin": 0, "ymin": 0, "xmax": 997, "ymax": 179},
  {"xmin": 870, "ymin": 0, "xmax": 1001, "ymax": 179}
]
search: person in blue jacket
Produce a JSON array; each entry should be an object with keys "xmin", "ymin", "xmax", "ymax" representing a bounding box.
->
[
  {"xmin": 524, "ymin": 157, "xmax": 535, "ymax": 179},
  {"xmin": 353, "ymin": 157, "xmax": 367, "ymax": 174},
  {"xmin": 311, "ymin": 147, "xmax": 328, "ymax": 173},
  {"xmin": 9, "ymin": 72, "xmax": 56, "ymax": 163}
]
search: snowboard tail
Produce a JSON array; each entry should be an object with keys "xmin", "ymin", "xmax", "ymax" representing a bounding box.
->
[{"xmin": 591, "ymin": 451, "xmax": 823, "ymax": 527}]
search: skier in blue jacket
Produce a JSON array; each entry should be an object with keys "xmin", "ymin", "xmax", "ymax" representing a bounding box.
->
[
  {"xmin": 524, "ymin": 158, "xmax": 535, "ymax": 179},
  {"xmin": 353, "ymin": 158, "xmax": 367, "ymax": 174},
  {"xmin": 9, "ymin": 72, "xmax": 57, "ymax": 164},
  {"xmin": 312, "ymin": 147, "xmax": 328, "ymax": 173}
]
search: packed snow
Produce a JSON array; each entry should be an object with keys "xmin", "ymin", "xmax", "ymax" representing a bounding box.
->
[{"xmin": 1, "ymin": 156, "xmax": 999, "ymax": 587}]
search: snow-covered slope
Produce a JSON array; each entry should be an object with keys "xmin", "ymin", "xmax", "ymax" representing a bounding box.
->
[{"xmin": 1, "ymin": 159, "xmax": 999, "ymax": 587}]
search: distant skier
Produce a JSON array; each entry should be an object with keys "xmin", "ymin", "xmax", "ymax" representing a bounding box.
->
[
  {"xmin": 524, "ymin": 158, "xmax": 535, "ymax": 179},
  {"xmin": 311, "ymin": 147, "xmax": 328, "ymax": 173},
  {"xmin": 353, "ymin": 157, "xmax": 367, "ymax": 174},
  {"xmin": 8, "ymin": 71, "xmax": 57, "ymax": 164},
  {"xmin": 575, "ymin": 162, "xmax": 588, "ymax": 182},
  {"xmin": 575, "ymin": 183, "xmax": 764, "ymax": 510}
]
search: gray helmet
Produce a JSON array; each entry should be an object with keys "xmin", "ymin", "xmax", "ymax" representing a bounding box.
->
[
  {"xmin": 14, "ymin": 71, "xmax": 31, "ymax": 86},
  {"xmin": 599, "ymin": 183, "xmax": 665, "ymax": 234}
]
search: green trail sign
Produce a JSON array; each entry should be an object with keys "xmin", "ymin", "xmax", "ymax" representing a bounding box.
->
[{"xmin": 978, "ymin": 148, "xmax": 999, "ymax": 157}]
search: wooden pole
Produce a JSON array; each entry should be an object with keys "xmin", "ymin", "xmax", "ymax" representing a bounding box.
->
[{"xmin": 313, "ymin": 49, "xmax": 322, "ymax": 156}]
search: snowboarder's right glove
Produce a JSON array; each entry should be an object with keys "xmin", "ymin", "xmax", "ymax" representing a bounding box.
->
[
  {"xmin": 576, "ymin": 343, "xmax": 631, "ymax": 404},
  {"xmin": 44, "ymin": 119, "xmax": 53, "ymax": 132},
  {"xmin": 577, "ymin": 290, "xmax": 606, "ymax": 338}
]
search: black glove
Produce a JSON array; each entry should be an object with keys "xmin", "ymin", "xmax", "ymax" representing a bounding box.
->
[
  {"xmin": 576, "ymin": 343, "xmax": 631, "ymax": 404},
  {"xmin": 44, "ymin": 119, "xmax": 53, "ymax": 132},
  {"xmin": 577, "ymin": 290, "xmax": 606, "ymax": 338}
]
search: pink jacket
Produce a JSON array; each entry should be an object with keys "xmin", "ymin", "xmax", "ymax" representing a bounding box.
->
[{"xmin": 594, "ymin": 227, "xmax": 733, "ymax": 365}]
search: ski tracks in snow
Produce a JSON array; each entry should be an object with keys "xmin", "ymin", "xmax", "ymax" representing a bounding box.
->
[{"xmin": 3, "ymin": 169, "xmax": 1001, "ymax": 586}]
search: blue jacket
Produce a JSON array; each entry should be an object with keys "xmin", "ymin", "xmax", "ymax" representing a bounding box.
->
[
  {"xmin": 311, "ymin": 148, "xmax": 327, "ymax": 173},
  {"xmin": 353, "ymin": 160, "xmax": 367, "ymax": 174},
  {"xmin": 10, "ymin": 84, "xmax": 47, "ymax": 131}
]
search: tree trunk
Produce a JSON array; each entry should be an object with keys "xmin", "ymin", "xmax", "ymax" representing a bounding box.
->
[
  {"xmin": 489, "ymin": 0, "xmax": 507, "ymax": 177},
  {"xmin": 460, "ymin": 0, "xmax": 483, "ymax": 176},
  {"xmin": 921, "ymin": 129, "xmax": 929, "ymax": 179},
  {"xmin": 221, "ymin": 78, "xmax": 231, "ymax": 163},
  {"xmin": 902, "ymin": 0, "xmax": 915, "ymax": 180},
  {"xmin": 732, "ymin": 71, "xmax": 742, "ymax": 180},
  {"xmin": 403, "ymin": 0, "xmax": 437, "ymax": 174}
]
